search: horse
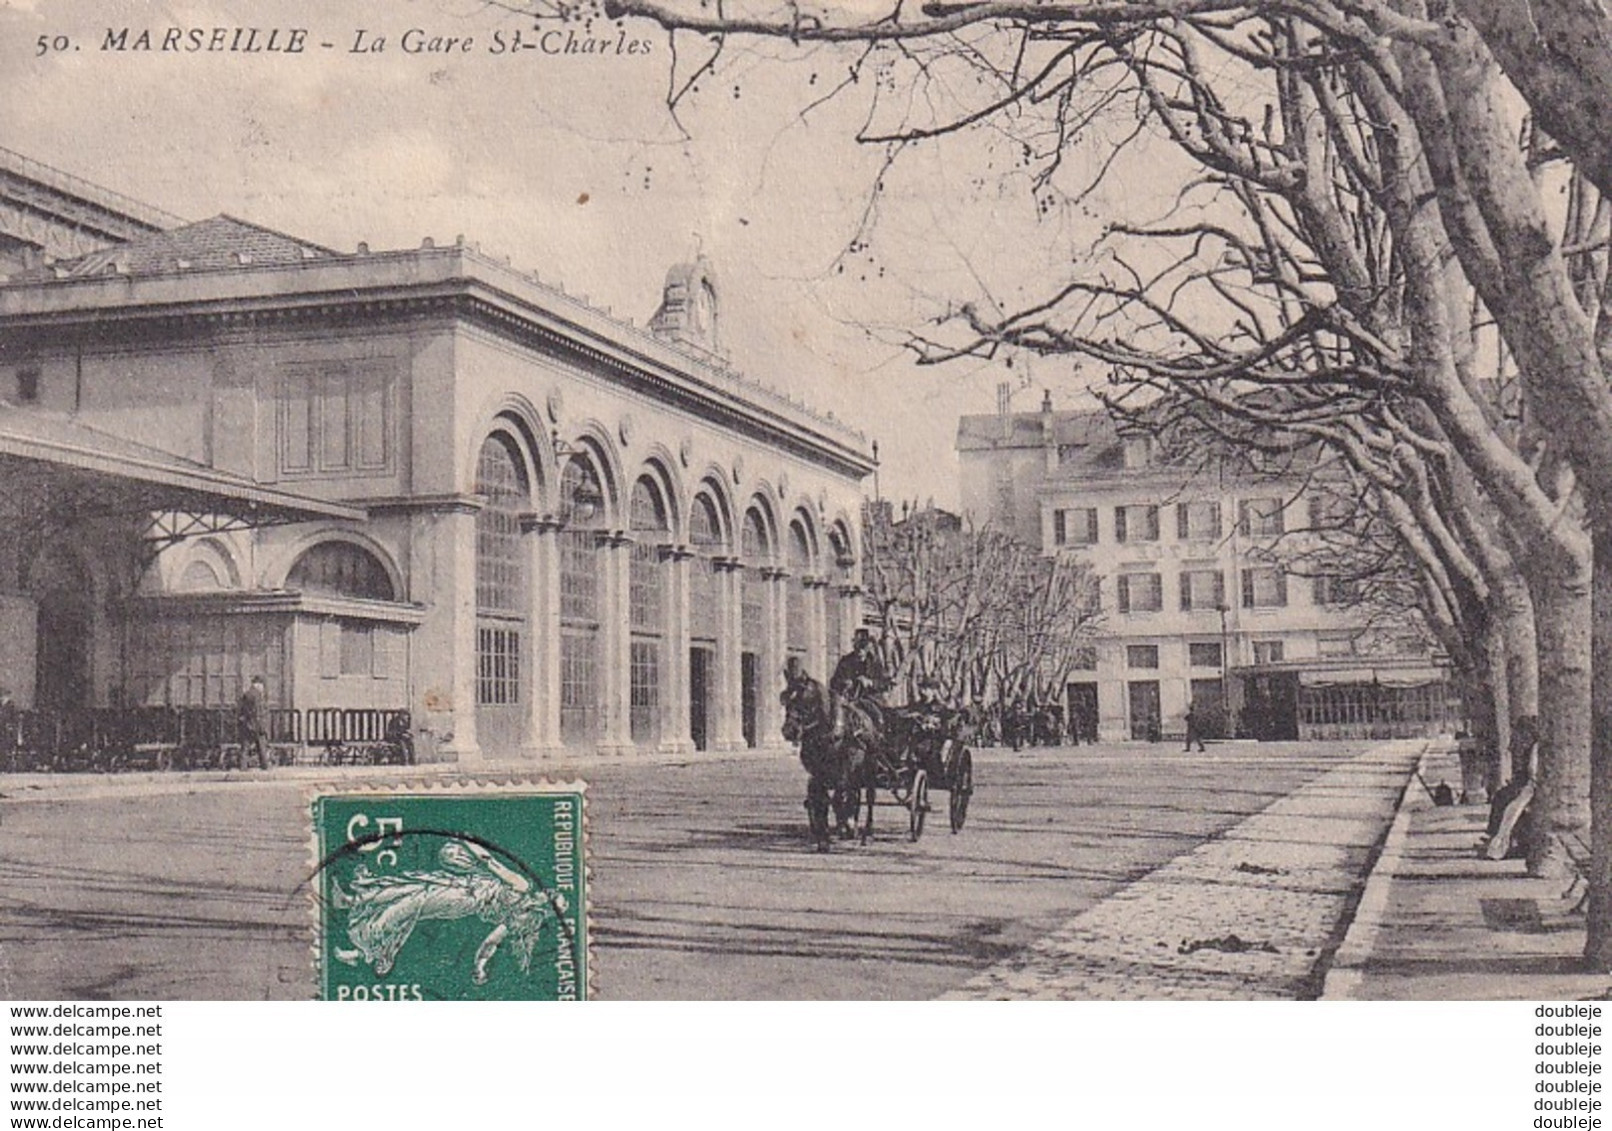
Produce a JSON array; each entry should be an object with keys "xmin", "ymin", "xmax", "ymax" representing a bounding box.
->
[{"xmin": 780, "ymin": 672, "xmax": 879, "ymax": 851}]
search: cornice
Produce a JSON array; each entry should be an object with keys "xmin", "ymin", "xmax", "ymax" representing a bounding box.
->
[{"xmin": 0, "ymin": 264, "xmax": 877, "ymax": 481}]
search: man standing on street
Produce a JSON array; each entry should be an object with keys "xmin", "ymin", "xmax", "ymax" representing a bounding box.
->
[
  {"xmin": 1184, "ymin": 698, "xmax": 1207, "ymax": 753},
  {"xmin": 238, "ymin": 675, "xmax": 271, "ymax": 770}
]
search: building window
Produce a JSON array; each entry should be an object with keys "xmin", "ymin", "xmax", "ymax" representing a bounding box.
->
[
  {"xmin": 1123, "ymin": 435, "xmax": 1154, "ymax": 469},
  {"xmin": 288, "ymin": 541, "xmax": 397, "ymax": 602},
  {"xmin": 1314, "ymin": 575, "xmax": 1362, "ymax": 606},
  {"xmin": 560, "ymin": 633, "xmax": 595, "ymax": 743},
  {"xmin": 1071, "ymin": 645, "xmax": 1098, "ymax": 671},
  {"xmin": 559, "ymin": 455, "xmax": 606, "ymax": 743},
  {"xmin": 16, "ymin": 367, "xmax": 39, "ymax": 404},
  {"xmin": 1317, "ymin": 634, "xmax": 1357, "ymax": 658},
  {"xmin": 476, "ymin": 436, "xmax": 526, "ymax": 614},
  {"xmin": 629, "ymin": 480, "xmax": 668, "ymax": 634},
  {"xmin": 129, "ymin": 615, "xmax": 286, "ymax": 708},
  {"xmin": 1239, "ymin": 497, "xmax": 1286, "ymax": 537},
  {"xmin": 472, "ymin": 627, "xmax": 518, "ymax": 704},
  {"xmin": 1126, "ymin": 644, "xmax": 1160, "ymax": 669},
  {"xmin": 826, "ymin": 524, "xmax": 855, "ymax": 662},
  {"xmin": 1253, "ymin": 639, "xmax": 1285, "ymax": 665},
  {"xmin": 1116, "ymin": 572, "xmax": 1163, "ymax": 613},
  {"xmin": 1179, "ymin": 569, "xmax": 1226, "ymax": 612},
  {"xmin": 630, "ymin": 639, "xmax": 660, "ymax": 743},
  {"xmin": 690, "ymin": 493, "xmax": 723, "ymax": 643},
  {"xmin": 786, "ymin": 520, "xmax": 812, "ymax": 656},
  {"xmin": 279, "ymin": 364, "xmax": 392, "ymax": 476},
  {"xmin": 1054, "ymin": 507, "xmax": 1100, "ymax": 547},
  {"xmin": 1308, "ymin": 492, "xmax": 1355, "ymax": 530},
  {"xmin": 629, "ymin": 477, "xmax": 669, "ymax": 744},
  {"xmin": 340, "ymin": 621, "xmax": 374, "ymax": 677},
  {"xmin": 1176, "ymin": 501, "xmax": 1222, "ymax": 541},
  {"xmin": 1189, "ymin": 642, "xmax": 1224, "ymax": 668},
  {"xmin": 1241, "ymin": 567, "xmax": 1289, "ymax": 609},
  {"xmin": 474, "ymin": 435, "xmax": 528, "ymax": 709},
  {"xmin": 1114, "ymin": 504, "xmax": 1160, "ymax": 543},
  {"xmin": 742, "ymin": 507, "xmax": 770, "ymax": 654}
]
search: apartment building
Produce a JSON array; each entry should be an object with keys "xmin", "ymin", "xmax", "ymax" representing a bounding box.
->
[{"xmin": 957, "ymin": 389, "xmax": 1452, "ymax": 742}]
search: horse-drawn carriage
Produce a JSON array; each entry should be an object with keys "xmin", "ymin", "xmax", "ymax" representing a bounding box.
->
[
  {"xmin": 872, "ymin": 708, "xmax": 974, "ymax": 841},
  {"xmin": 781, "ymin": 674, "xmax": 975, "ymax": 851}
]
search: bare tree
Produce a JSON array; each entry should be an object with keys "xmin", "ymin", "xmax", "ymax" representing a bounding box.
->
[
  {"xmin": 583, "ymin": 0, "xmax": 1612, "ymax": 965},
  {"xmin": 862, "ymin": 502, "xmax": 1101, "ymax": 707}
]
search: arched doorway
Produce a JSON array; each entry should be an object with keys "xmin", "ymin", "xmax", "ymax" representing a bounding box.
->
[
  {"xmin": 687, "ymin": 492, "xmax": 724, "ymax": 751},
  {"xmin": 30, "ymin": 547, "xmax": 92, "ymax": 711},
  {"xmin": 628, "ymin": 476, "xmax": 669, "ymax": 747},
  {"xmin": 475, "ymin": 433, "xmax": 531, "ymax": 752},
  {"xmin": 559, "ymin": 454, "xmax": 608, "ymax": 747},
  {"xmin": 740, "ymin": 507, "xmax": 771, "ymax": 748}
]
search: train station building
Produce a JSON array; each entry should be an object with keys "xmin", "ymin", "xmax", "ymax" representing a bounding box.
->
[{"xmin": 0, "ymin": 148, "xmax": 875, "ymax": 762}]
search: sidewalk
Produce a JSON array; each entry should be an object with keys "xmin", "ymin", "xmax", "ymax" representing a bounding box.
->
[
  {"xmin": 944, "ymin": 739, "xmax": 1424, "ymax": 999},
  {"xmin": 1321, "ymin": 743, "xmax": 1611, "ymax": 1001}
]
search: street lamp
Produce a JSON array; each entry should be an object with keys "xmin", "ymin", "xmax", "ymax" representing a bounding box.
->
[
  {"xmin": 1216, "ymin": 600, "xmax": 1234, "ymax": 738},
  {"xmin": 551, "ymin": 430, "xmax": 605, "ymax": 526}
]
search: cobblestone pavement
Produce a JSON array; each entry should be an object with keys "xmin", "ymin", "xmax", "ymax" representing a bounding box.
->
[{"xmin": 943, "ymin": 740, "xmax": 1423, "ymax": 999}]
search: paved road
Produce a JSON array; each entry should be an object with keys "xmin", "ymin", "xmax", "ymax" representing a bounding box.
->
[{"xmin": 0, "ymin": 741, "xmax": 1383, "ymax": 999}]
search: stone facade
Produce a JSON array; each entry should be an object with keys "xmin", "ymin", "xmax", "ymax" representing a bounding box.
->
[
  {"xmin": 0, "ymin": 192, "xmax": 873, "ymax": 762},
  {"xmin": 958, "ymin": 393, "xmax": 1450, "ymax": 743}
]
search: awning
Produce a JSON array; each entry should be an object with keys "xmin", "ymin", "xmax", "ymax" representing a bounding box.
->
[
  {"xmin": 1297, "ymin": 667, "xmax": 1447, "ymax": 689},
  {"xmin": 0, "ymin": 410, "xmax": 365, "ymax": 537}
]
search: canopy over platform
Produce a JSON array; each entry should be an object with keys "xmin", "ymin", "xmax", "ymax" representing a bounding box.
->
[
  {"xmin": 1230, "ymin": 656, "xmax": 1448, "ymax": 689},
  {"xmin": 0, "ymin": 410, "xmax": 364, "ymax": 545}
]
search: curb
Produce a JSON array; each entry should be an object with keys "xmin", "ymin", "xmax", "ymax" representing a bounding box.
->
[{"xmin": 1318, "ymin": 739, "xmax": 1438, "ymax": 1000}]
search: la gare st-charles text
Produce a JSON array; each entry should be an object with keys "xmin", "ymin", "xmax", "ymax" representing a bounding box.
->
[{"xmin": 94, "ymin": 26, "xmax": 654, "ymax": 56}]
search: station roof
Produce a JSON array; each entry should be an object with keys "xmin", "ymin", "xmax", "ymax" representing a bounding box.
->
[
  {"xmin": 21, "ymin": 215, "xmax": 336, "ymax": 280},
  {"xmin": 0, "ymin": 409, "xmax": 365, "ymax": 535}
]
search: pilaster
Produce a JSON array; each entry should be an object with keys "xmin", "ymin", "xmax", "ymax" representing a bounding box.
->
[
  {"xmin": 522, "ymin": 515, "xmax": 564, "ymax": 759},
  {"xmin": 597, "ymin": 531, "xmax": 634, "ymax": 756},
  {"xmin": 713, "ymin": 557, "xmax": 746, "ymax": 751},
  {"xmin": 660, "ymin": 544, "xmax": 695, "ymax": 755}
]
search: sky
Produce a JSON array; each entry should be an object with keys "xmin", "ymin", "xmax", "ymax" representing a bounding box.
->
[{"xmin": 0, "ymin": 0, "xmax": 1168, "ymax": 508}]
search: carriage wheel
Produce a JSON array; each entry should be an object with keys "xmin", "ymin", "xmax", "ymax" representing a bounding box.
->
[
  {"xmin": 908, "ymin": 769, "xmax": 929, "ymax": 842},
  {"xmin": 948, "ymin": 747, "xmax": 974, "ymax": 834}
]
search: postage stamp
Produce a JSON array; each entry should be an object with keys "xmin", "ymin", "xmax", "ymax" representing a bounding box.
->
[{"xmin": 309, "ymin": 782, "xmax": 587, "ymax": 1001}]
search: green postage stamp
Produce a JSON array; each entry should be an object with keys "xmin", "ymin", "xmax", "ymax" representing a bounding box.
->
[{"xmin": 310, "ymin": 782, "xmax": 587, "ymax": 1001}]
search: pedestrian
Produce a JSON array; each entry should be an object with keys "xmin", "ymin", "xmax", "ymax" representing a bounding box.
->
[
  {"xmin": 237, "ymin": 675, "xmax": 271, "ymax": 770},
  {"xmin": 1183, "ymin": 698, "xmax": 1206, "ymax": 753}
]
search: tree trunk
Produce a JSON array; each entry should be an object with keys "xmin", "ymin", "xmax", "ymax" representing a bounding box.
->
[
  {"xmin": 1586, "ymin": 526, "xmax": 1612, "ymax": 969},
  {"xmin": 1527, "ymin": 562, "xmax": 1594, "ymax": 878},
  {"xmin": 1501, "ymin": 574, "xmax": 1540, "ymax": 774},
  {"xmin": 1477, "ymin": 622, "xmax": 1507, "ymax": 794}
]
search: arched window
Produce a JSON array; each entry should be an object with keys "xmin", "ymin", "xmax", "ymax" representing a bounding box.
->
[
  {"xmin": 689, "ymin": 493, "xmax": 723, "ymax": 644},
  {"xmin": 559, "ymin": 455, "xmax": 607, "ymax": 745},
  {"xmin": 740, "ymin": 507, "xmax": 770, "ymax": 748},
  {"xmin": 786, "ymin": 520, "xmax": 811, "ymax": 659},
  {"xmin": 288, "ymin": 541, "xmax": 396, "ymax": 602},
  {"xmin": 180, "ymin": 560, "xmax": 226, "ymax": 593},
  {"xmin": 629, "ymin": 477, "xmax": 669, "ymax": 744},
  {"xmin": 475, "ymin": 435, "xmax": 527, "ymax": 714},
  {"xmin": 825, "ymin": 524, "xmax": 855, "ymax": 662}
]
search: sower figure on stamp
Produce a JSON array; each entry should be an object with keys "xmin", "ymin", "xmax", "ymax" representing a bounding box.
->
[{"xmin": 237, "ymin": 675, "xmax": 271, "ymax": 770}]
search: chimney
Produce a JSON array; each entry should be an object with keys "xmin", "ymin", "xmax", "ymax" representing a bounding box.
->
[{"xmin": 997, "ymin": 381, "xmax": 1013, "ymax": 441}]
